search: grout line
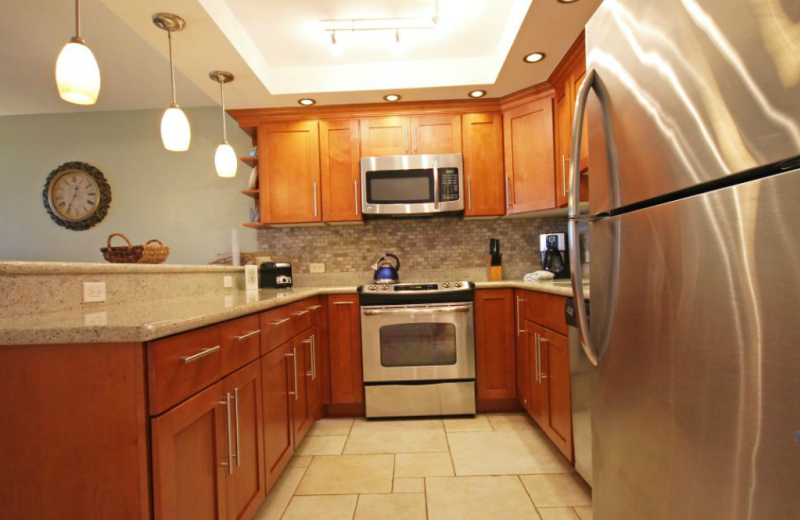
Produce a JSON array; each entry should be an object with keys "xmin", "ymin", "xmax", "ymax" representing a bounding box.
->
[{"xmin": 351, "ymin": 494, "xmax": 360, "ymax": 520}]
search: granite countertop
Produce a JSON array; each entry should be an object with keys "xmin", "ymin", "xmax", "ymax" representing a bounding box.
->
[{"xmin": 0, "ymin": 281, "xmax": 589, "ymax": 346}]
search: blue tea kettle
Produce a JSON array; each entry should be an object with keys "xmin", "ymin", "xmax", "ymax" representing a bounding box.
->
[{"xmin": 372, "ymin": 253, "xmax": 401, "ymax": 284}]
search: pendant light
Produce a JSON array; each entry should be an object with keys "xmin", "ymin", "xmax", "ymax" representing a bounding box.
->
[
  {"xmin": 209, "ymin": 71, "xmax": 237, "ymax": 178},
  {"xmin": 153, "ymin": 13, "xmax": 191, "ymax": 152},
  {"xmin": 56, "ymin": 0, "xmax": 101, "ymax": 105}
]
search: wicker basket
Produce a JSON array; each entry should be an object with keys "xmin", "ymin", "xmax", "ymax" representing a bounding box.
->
[
  {"xmin": 100, "ymin": 233, "xmax": 144, "ymax": 264},
  {"xmin": 139, "ymin": 239, "xmax": 171, "ymax": 264}
]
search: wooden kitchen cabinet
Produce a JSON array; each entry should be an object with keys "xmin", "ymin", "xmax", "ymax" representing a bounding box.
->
[
  {"xmin": 319, "ymin": 119, "xmax": 362, "ymax": 222},
  {"xmin": 151, "ymin": 381, "xmax": 228, "ymax": 520},
  {"xmin": 541, "ymin": 327, "xmax": 573, "ymax": 461},
  {"xmin": 261, "ymin": 343, "xmax": 295, "ymax": 490},
  {"xmin": 503, "ymin": 96, "xmax": 557, "ymax": 214},
  {"xmin": 462, "ymin": 113, "xmax": 505, "ymax": 217},
  {"xmin": 327, "ymin": 294, "xmax": 363, "ymax": 404},
  {"xmin": 411, "ymin": 114, "xmax": 462, "ymax": 154},
  {"xmin": 474, "ymin": 289, "xmax": 517, "ymax": 401},
  {"xmin": 359, "ymin": 116, "xmax": 412, "ymax": 156},
  {"xmin": 515, "ymin": 291, "xmax": 531, "ymax": 411},
  {"xmin": 257, "ymin": 120, "xmax": 322, "ymax": 224}
]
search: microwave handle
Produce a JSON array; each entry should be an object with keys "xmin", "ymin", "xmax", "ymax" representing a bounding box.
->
[{"xmin": 433, "ymin": 158, "xmax": 439, "ymax": 210}]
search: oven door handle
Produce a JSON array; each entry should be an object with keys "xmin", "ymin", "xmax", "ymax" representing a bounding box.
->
[{"xmin": 363, "ymin": 305, "xmax": 472, "ymax": 316}]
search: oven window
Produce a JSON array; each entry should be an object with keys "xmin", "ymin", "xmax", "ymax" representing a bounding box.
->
[
  {"xmin": 379, "ymin": 323, "xmax": 457, "ymax": 367},
  {"xmin": 366, "ymin": 169, "xmax": 433, "ymax": 204}
]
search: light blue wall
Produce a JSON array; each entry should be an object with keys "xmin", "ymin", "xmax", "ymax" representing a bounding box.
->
[{"xmin": 0, "ymin": 107, "xmax": 257, "ymax": 264}]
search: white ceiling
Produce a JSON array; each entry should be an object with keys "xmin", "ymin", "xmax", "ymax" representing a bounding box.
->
[{"xmin": 0, "ymin": 0, "xmax": 602, "ymax": 116}]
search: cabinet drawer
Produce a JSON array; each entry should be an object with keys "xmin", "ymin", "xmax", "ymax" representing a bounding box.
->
[
  {"xmin": 220, "ymin": 314, "xmax": 261, "ymax": 376},
  {"xmin": 148, "ymin": 325, "xmax": 223, "ymax": 415},
  {"xmin": 260, "ymin": 298, "xmax": 321, "ymax": 354},
  {"xmin": 286, "ymin": 298, "xmax": 317, "ymax": 334},
  {"xmin": 523, "ymin": 290, "xmax": 568, "ymax": 336}
]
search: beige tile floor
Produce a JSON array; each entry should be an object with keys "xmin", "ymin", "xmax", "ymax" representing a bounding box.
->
[{"xmin": 253, "ymin": 413, "xmax": 593, "ymax": 520}]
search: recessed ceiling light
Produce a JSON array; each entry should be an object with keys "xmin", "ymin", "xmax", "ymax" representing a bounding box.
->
[
  {"xmin": 523, "ymin": 52, "xmax": 546, "ymax": 63},
  {"xmin": 384, "ymin": 94, "xmax": 401, "ymax": 102},
  {"xmin": 468, "ymin": 90, "xmax": 487, "ymax": 98},
  {"xmin": 298, "ymin": 98, "xmax": 316, "ymax": 106}
]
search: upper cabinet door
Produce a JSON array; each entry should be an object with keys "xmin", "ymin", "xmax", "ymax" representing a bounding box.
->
[
  {"xmin": 359, "ymin": 117, "xmax": 411, "ymax": 157},
  {"xmin": 411, "ymin": 115, "xmax": 462, "ymax": 155},
  {"xmin": 257, "ymin": 121, "xmax": 321, "ymax": 224},
  {"xmin": 319, "ymin": 119, "xmax": 362, "ymax": 223},
  {"xmin": 555, "ymin": 82, "xmax": 572, "ymax": 208},
  {"xmin": 503, "ymin": 96, "xmax": 556, "ymax": 214},
  {"xmin": 462, "ymin": 113, "xmax": 505, "ymax": 217}
]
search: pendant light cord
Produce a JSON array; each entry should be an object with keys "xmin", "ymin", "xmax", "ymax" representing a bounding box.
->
[
  {"xmin": 168, "ymin": 30, "xmax": 177, "ymax": 106},
  {"xmin": 220, "ymin": 81, "xmax": 228, "ymax": 142},
  {"xmin": 75, "ymin": 0, "xmax": 81, "ymax": 38}
]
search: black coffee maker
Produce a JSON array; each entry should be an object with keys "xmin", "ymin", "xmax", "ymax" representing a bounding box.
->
[{"xmin": 539, "ymin": 233, "xmax": 570, "ymax": 279}]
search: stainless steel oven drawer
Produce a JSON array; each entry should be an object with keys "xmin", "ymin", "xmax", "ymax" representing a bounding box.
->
[{"xmin": 364, "ymin": 381, "xmax": 476, "ymax": 418}]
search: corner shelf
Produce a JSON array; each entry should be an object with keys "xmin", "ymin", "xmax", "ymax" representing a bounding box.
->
[{"xmin": 239, "ymin": 156, "xmax": 258, "ymax": 166}]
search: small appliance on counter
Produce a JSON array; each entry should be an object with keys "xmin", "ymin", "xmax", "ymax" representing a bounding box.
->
[
  {"xmin": 259, "ymin": 262, "xmax": 293, "ymax": 288},
  {"xmin": 540, "ymin": 233, "xmax": 569, "ymax": 279},
  {"xmin": 371, "ymin": 253, "xmax": 401, "ymax": 284}
]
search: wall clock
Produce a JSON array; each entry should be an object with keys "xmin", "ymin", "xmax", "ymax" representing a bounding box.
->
[{"xmin": 43, "ymin": 161, "xmax": 112, "ymax": 231}]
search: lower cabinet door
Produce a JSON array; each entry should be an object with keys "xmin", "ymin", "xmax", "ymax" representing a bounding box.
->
[
  {"xmin": 290, "ymin": 335, "xmax": 311, "ymax": 446},
  {"xmin": 527, "ymin": 321, "xmax": 550, "ymax": 427},
  {"xmin": 262, "ymin": 343, "xmax": 295, "ymax": 490},
  {"xmin": 327, "ymin": 295, "xmax": 363, "ymax": 404},
  {"xmin": 474, "ymin": 289, "xmax": 517, "ymax": 400},
  {"xmin": 516, "ymin": 292, "xmax": 531, "ymax": 411},
  {"xmin": 224, "ymin": 361, "xmax": 267, "ymax": 520},
  {"xmin": 151, "ymin": 381, "xmax": 228, "ymax": 520},
  {"xmin": 304, "ymin": 325, "xmax": 323, "ymax": 420},
  {"xmin": 542, "ymin": 328, "xmax": 573, "ymax": 462}
]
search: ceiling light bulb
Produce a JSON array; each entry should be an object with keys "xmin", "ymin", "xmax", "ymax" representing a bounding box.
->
[
  {"xmin": 56, "ymin": 0, "xmax": 100, "ymax": 105},
  {"xmin": 523, "ymin": 52, "xmax": 546, "ymax": 63},
  {"xmin": 330, "ymin": 31, "xmax": 343, "ymax": 57},
  {"xmin": 215, "ymin": 142, "xmax": 237, "ymax": 178},
  {"xmin": 468, "ymin": 90, "xmax": 486, "ymax": 98},
  {"xmin": 56, "ymin": 40, "xmax": 101, "ymax": 105},
  {"xmin": 298, "ymin": 98, "xmax": 316, "ymax": 106},
  {"xmin": 161, "ymin": 106, "xmax": 191, "ymax": 152},
  {"xmin": 384, "ymin": 94, "xmax": 401, "ymax": 102}
]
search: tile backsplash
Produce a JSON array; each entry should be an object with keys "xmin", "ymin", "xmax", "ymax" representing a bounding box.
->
[{"xmin": 256, "ymin": 216, "xmax": 567, "ymax": 277}]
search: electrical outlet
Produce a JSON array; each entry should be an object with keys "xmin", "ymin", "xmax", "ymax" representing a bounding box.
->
[
  {"xmin": 83, "ymin": 282, "xmax": 106, "ymax": 303},
  {"xmin": 223, "ymin": 275, "xmax": 233, "ymax": 288},
  {"xmin": 84, "ymin": 311, "xmax": 107, "ymax": 326},
  {"xmin": 309, "ymin": 263, "xmax": 325, "ymax": 273}
]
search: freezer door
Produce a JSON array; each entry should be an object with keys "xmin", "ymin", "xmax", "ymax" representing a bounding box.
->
[
  {"xmin": 586, "ymin": 0, "xmax": 800, "ymax": 214},
  {"xmin": 590, "ymin": 168, "xmax": 800, "ymax": 520}
]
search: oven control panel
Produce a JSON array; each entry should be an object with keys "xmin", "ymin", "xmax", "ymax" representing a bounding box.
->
[{"xmin": 360, "ymin": 281, "xmax": 472, "ymax": 294}]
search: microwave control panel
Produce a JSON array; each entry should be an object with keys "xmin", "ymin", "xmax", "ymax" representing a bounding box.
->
[{"xmin": 439, "ymin": 168, "xmax": 460, "ymax": 202}]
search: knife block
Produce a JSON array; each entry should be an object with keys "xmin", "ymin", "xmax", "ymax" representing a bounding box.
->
[{"xmin": 487, "ymin": 256, "xmax": 503, "ymax": 281}]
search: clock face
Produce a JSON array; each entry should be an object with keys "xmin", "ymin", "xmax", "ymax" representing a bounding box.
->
[{"xmin": 48, "ymin": 170, "xmax": 100, "ymax": 222}]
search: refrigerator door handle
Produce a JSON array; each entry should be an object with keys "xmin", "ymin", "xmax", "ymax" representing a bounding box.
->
[{"xmin": 567, "ymin": 68, "xmax": 620, "ymax": 367}]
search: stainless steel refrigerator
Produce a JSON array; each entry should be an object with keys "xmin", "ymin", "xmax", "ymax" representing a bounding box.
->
[{"xmin": 566, "ymin": 0, "xmax": 800, "ymax": 518}]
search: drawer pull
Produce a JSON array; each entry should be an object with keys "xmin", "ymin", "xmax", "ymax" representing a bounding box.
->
[
  {"xmin": 235, "ymin": 330, "xmax": 260, "ymax": 341},
  {"xmin": 292, "ymin": 310, "xmax": 309, "ymax": 317},
  {"xmin": 332, "ymin": 301, "xmax": 354, "ymax": 305},
  {"xmin": 307, "ymin": 305, "xmax": 322, "ymax": 311},
  {"xmin": 271, "ymin": 318, "xmax": 290, "ymax": 326},
  {"xmin": 180, "ymin": 345, "xmax": 220, "ymax": 364}
]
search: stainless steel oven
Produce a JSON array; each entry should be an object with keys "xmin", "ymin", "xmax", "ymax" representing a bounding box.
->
[
  {"xmin": 360, "ymin": 153, "xmax": 464, "ymax": 216},
  {"xmin": 359, "ymin": 282, "xmax": 476, "ymax": 418}
]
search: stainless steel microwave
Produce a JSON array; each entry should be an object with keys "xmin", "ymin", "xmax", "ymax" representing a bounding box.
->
[{"xmin": 360, "ymin": 153, "xmax": 464, "ymax": 216}]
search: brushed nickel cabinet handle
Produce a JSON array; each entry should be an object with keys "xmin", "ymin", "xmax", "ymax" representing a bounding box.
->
[
  {"xmin": 181, "ymin": 345, "xmax": 220, "ymax": 364},
  {"xmin": 516, "ymin": 296, "xmax": 526, "ymax": 336},
  {"xmin": 220, "ymin": 393, "xmax": 234, "ymax": 475},
  {"xmin": 354, "ymin": 180, "xmax": 359, "ymax": 216},
  {"xmin": 538, "ymin": 337, "xmax": 549, "ymax": 381},
  {"xmin": 332, "ymin": 301, "xmax": 354, "ymax": 305},
  {"xmin": 467, "ymin": 174, "xmax": 473, "ymax": 211},
  {"xmin": 271, "ymin": 318, "xmax": 290, "ymax": 326},
  {"xmin": 233, "ymin": 388, "xmax": 241, "ymax": 467},
  {"xmin": 292, "ymin": 310, "xmax": 309, "ymax": 317},
  {"xmin": 311, "ymin": 334, "xmax": 317, "ymax": 380},
  {"xmin": 405, "ymin": 126, "xmax": 409, "ymax": 153},
  {"xmin": 307, "ymin": 305, "xmax": 322, "ymax": 311},
  {"xmin": 235, "ymin": 330, "xmax": 260, "ymax": 341},
  {"xmin": 561, "ymin": 155, "xmax": 568, "ymax": 197},
  {"xmin": 286, "ymin": 350, "xmax": 297, "ymax": 397},
  {"xmin": 506, "ymin": 177, "xmax": 512, "ymax": 208},
  {"xmin": 313, "ymin": 182, "xmax": 318, "ymax": 218}
]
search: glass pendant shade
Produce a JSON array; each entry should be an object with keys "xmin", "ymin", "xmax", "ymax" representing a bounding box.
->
[
  {"xmin": 56, "ymin": 41, "xmax": 101, "ymax": 105},
  {"xmin": 161, "ymin": 106, "xmax": 191, "ymax": 152},
  {"xmin": 215, "ymin": 142, "xmax": 237, "ymax": 178}
]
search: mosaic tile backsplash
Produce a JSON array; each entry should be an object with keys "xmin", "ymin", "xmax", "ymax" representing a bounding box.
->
[{"xmin": 256, "ymin": 216, "xmax": 567, "ymax": 277}]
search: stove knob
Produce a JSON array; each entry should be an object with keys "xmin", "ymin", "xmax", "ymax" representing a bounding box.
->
[
  {"xmin": 443, "ymin": 283, "xmax": 451, "ymax": 288},
  {"xmin": 455, "ymin": 282, "xmax": 463, "ymax": 288},
  {"xmin": 369, "ymin": 285, "xmax": 377, "ymax": 291},
  {"xmin": 382, "ymin": 285, "xmax": 389, "ymax": 291}
]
